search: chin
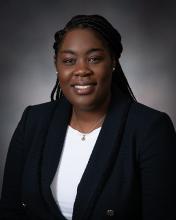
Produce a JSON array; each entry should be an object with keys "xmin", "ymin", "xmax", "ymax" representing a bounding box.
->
[
  {"xmin": 73, "ymin": 101, "xmax": 97, "ymax": 111},
  {"xmin": 66, "ymin": 90, "xmax": 111, "ymax": 111},
  {"xmin": 72, "ymin": 97, "xmax": 108, "ymax": 112}
]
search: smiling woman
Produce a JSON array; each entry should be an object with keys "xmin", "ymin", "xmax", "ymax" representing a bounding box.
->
[
  {"xmin": 56, "ymin": 28, "xmax": 113, "ymax": 115},
  {"xmin": 0, "ymin": 15, "xmax": 176, "ymax": 220}
]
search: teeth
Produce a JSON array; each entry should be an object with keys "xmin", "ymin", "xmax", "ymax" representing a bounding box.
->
[{"xmin": 74, "ymin": 85, "xmax": 92, "ymax": 89}]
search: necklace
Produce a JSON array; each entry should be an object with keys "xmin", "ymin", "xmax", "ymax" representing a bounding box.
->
[{"xmin": 73, "ymin": 110, "xmax": 106, "ymax": 141}]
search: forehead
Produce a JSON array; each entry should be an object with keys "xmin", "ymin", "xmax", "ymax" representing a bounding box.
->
[{"xmin": 59, "ymin": 28, "xmax": 108, "ymax": 52}]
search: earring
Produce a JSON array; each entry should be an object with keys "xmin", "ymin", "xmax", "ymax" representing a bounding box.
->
[
  {"xmin": 56, "ymin": 71, "xmax": 58, "ymax": 74},
  {"xmin": 112, "ymin": 66, "xmax": 116, "ymax": 71}
]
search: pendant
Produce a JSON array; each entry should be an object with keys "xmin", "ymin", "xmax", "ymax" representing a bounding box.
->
[{"xmin": 81, "ymin": 134, "xmax": 86, "ymax": 141}]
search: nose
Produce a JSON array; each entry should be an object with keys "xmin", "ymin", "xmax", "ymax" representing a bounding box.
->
[{"xmin": 73, "ymin": 60, "xmax": 92, "ymax": 77}]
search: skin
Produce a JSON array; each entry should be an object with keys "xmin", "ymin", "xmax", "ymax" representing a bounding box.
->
[{"xmin": 55, "ymin": 28, "xmax": 115, "ymax": 132}]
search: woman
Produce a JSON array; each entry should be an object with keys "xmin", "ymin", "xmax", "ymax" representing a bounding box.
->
[{"xmin": 0, "ymin": 15, "xmax": 176, "ymax": 220}]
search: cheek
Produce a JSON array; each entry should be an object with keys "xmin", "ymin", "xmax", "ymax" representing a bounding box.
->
[
  {"xmin": 56, "ymin": 61, "xmax": 72, "ymax": 81},
  {"xmin": 57, "ymin": 68, "xmax": 71, "ymax": 85},
  {"xmin": 97, "ymin": 65, "xmax": 113, "ymax": 84}
]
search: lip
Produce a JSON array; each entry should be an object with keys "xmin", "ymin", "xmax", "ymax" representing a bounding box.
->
[
  {"xmin": 71, "ymin": 81, "xmax": 96, "ymax": 86},
  {"xmin": 71, "ymin": 83, "xmax": 96, "ymax": 95}
]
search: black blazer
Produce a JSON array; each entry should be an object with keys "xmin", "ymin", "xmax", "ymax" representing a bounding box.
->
[{"xmin": 0, "ymin": 89, "xmax": 176, "ymax": 220}]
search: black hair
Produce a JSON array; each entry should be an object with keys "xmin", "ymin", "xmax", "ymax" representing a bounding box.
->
[{"xmin": 51, "ymin": 14, "xmax": 136, "ymax": 101}]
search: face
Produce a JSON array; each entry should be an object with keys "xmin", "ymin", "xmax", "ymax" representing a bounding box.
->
[{"xmin": 55, "ymin": 28, "xmax": 114, "ymax": 111}]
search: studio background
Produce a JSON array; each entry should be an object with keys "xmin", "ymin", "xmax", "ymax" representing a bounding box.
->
[{"xmin": 0, "ymin": 0, "xmax": 176, "ymax": 195}]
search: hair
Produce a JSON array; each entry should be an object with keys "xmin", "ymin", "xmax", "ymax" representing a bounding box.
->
[{"xmin": 51, "ymin": 14, "xmax": 136, "ymax": 101}]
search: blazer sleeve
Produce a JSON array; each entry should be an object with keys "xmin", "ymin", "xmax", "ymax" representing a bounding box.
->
[
  {"xmin": 138, "ymin": 112, "xmax": 176, "ymax": 220},
  {"xmin": 0, "ymin": 106, "xmax": 31, "ymax": 220}
]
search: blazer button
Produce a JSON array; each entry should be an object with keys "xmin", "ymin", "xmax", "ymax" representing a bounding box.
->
[
  {"xmin": 21, "ymin": 202, "xmax": 27, "ymax": 208},
  {"xmin": 106, "ymin": 209, "xmax": 114, "ymax": 217}
]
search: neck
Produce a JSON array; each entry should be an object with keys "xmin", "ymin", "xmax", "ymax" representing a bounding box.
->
[{"xmin": 70, "ymin": 96, "xmax": 110, "ymax": 133}]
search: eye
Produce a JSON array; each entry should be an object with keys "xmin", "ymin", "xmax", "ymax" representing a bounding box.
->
[
  {"xmin": 88, "ymin": 56, "xmax": 103, "ymax": 64},
  {"xmin": 62, "ymin": 58, "xmax": 76, "ymax": 65}
]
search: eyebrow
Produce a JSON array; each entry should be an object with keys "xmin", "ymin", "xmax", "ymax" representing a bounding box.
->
[{"xmin": 59, "ymin": 48, "xmax": 105, "ymax": 55}]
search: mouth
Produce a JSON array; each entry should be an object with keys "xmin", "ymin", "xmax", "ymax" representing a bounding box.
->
[{"xmin": 71, "ymin": 83, "xmax": 96, "ymax": 95}]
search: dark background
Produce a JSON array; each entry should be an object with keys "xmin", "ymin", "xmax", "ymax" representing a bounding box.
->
[{"xmin": 0, "ymin": 0, "xmax": 176, "ymax": 194}]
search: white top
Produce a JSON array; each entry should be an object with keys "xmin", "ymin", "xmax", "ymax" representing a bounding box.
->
[{"xmin": 50, "ymin": 125, "xmax": 101, "ymax": 220}]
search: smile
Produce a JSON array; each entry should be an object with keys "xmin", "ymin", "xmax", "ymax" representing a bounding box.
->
[
  {"xmin": 74, "ymin": 85, "xmax": 93, "ymax": 89},
  {"xmin": 72, "ymin": 84, "xmax": 96, "ymax": 95}
]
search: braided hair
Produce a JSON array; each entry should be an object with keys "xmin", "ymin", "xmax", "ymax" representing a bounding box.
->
[{"xmin": 51, "ymin": 14, "xmax": 136, "ymax": 101}]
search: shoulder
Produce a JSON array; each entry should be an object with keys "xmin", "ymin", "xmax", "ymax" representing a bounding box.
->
[
  {"xmin": 24, "ymin": 101, "xmax": 58, "ymax": 121},
  {"xmin": 112, "ymin": 86, "xmax": 173, "ymax": 128},
  {"xmin": 121, "ymin": 102, "xmax": 176, "ymax": 164},
  {"xmin": 126, "ymin": 101, "xmax": 176, "ymax": 144},
  {"xmin": 129, "ymin": 101, "xmax": 171, "ymax": 124},
  {"xmin": 19, "ymin": 97, "xmax": 71, "ymax": 131},
  {"xmin": 27, "ymin": 100, "xmax": 58, "ymax": 117},
  {"xmin": 126, "ymin": 101, "xmax": 175, "ymax": 136},
  {"xmin": 18, "ymin": 101, "xmax": 60, "ymax": 132}
]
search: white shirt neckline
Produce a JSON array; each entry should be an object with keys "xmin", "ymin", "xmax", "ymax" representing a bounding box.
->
[{"xmin": 50, "ymin": 125, "xmax": 101, "ymax": 220}]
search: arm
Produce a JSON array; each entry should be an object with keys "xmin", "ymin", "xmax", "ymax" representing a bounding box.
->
[
  {"xmin": 0, "ymin": 106, "xmax": 31, "ymax": 220},
  {"xmin": 139, "ymin": 113, "xmax": 176, "ymax": 220}
]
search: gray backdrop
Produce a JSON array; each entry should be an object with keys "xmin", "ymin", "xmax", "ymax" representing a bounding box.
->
[{"xmin": 0, "ymin": 0, "xmax": 176, "ymax": 194}]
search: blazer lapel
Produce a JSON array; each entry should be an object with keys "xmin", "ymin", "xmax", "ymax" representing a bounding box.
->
[
  {"xmin": 40, "ymin": 88, "xmax": 132, "ymax": 220},
  {"xmin": 72, "ymin": 88, "xmax": 132, "ymax": 220},
  {"xmin": 40, "ymin": 97, "xmax": 72, "ymax": 218}
]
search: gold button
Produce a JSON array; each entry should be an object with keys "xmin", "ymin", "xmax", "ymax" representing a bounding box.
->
[
  {"xmin": 21, "ymin": 202, "xmax": 26, "ymax": 208},
  {"xmin": 106, "ymin": 209, "xmax": 114, "ymax": 216}
]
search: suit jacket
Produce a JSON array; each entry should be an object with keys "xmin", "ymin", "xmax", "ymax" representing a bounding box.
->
[{"xmin": 0, "ymin": 88, "xmax": 176, "ymax": 220}]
